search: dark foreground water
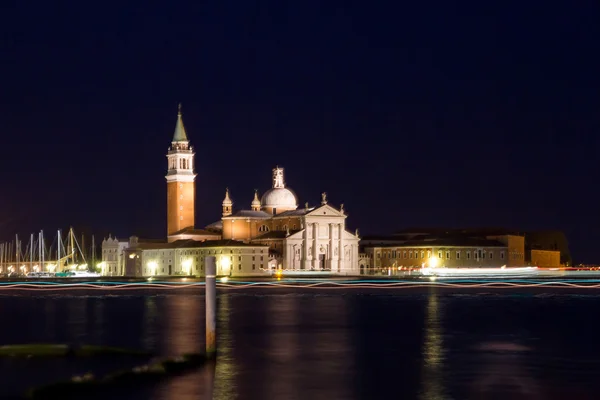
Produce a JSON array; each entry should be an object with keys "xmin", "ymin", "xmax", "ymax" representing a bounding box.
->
[{"xmin": 2, "ymin": 289, "xmax": 600, "ymax": 399}]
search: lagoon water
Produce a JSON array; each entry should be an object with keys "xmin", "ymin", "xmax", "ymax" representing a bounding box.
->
[{"xmin": 2, "ymin": 289, "xmax": 600, "ymax": 399}]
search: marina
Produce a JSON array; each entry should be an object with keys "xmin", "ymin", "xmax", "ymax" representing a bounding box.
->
[{"xmin": 0, "ymin": 228, "xmax": 97, "ymax": 277}]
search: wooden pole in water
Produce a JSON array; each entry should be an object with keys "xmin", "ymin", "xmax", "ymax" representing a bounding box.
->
[{"xmin": 205, "ymin": 256, "xmax": 217, "ymax": 359}]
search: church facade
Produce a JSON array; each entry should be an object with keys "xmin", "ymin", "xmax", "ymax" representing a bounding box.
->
[
  {"xmin": 213, "ymin": 168, "xmax": 360, "ymax": 274},
  {"xmin": 101, "ymin": 106, "xmax": 361, "ymax": 276}
]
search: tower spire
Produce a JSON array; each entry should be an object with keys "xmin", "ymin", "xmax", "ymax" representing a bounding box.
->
[
  {"xmin": 251, "ymin": 189, "xmax": 261, "ymax": 211},
  {"xmin": 222, "ymin": 188, "xmax": 233, "ymax": 217},
  {"xmin": 172, "ymin": 103, "xmax": 188, "ymax": 142}
]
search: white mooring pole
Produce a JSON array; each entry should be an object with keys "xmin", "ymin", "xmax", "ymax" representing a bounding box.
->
[{"xmin": 205, "ymin": 256, "xmax": 217, "ymax": 359}]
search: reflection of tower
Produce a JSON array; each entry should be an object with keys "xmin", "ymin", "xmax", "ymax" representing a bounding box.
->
[
  {"xmin": 222, "ymin": 188, "xmax": 233, "ymax": 217},
  {"xmin": 213, "ymin": 293, "xmax": 236, "ymax": 400},
  {"xmin": 156, "ymin": 295, "xmax": 204, "ymax": 400},
  {"xmin": 166, "ymin": 104, "xmax": 196, "ymax": 237},
  {"xmin": 419, "ymin": 290, "xmax": 446, "ymax": 400}
]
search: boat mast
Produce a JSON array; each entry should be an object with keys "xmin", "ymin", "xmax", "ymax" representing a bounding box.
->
[
  {"xmin": 30, "ymin": 233, "xmax": 33, "ymax": 271},
  {"xmin": 41, "ymin": 230, "xmax": 45, "ymax": 271},
  {"xmin": 91, "ymin": 235, "xmax": 96, "ymax": 271},
  {"xmin": 81, "ymin": 233, "xmax": 85, "ymax": 266},
  {"xmin": 38, "ymin": 232, "xmax": 41, "ymax": 271},
  {"xmin": 57, "ymin": 230, "xmax": 61, "ymax": 272},
  {"xmin": 15, "ymin": 234, "xmax": 19, "ymax": 271},
  {"xmin": 70, "ymin": 227, "xmax": 75, "ymax": 266}
]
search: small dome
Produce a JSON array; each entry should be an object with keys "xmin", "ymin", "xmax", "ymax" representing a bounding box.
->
[{"xmin": 261, "ymin": 188, "xmax": 297, "ymax": 210}]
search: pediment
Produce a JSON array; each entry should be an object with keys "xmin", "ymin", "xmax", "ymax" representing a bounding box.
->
[{"xmin": 305, "ymin": 204, "xmax": 345, "ymax": 217}]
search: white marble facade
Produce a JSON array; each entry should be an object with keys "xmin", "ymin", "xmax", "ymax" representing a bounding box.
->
[{"xmin": 280, "ymin": 205, "xmax": 359, "ymax": 274}]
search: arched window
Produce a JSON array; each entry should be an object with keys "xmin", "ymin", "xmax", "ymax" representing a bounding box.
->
[{"xmin": 259, "ymin": 225, "xmax": 270, "ymax": 232}]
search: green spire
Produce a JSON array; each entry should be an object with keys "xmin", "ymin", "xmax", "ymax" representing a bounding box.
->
[{"xmin": 172, "ymin": 103, "xmax": 188, "ymax": 142}]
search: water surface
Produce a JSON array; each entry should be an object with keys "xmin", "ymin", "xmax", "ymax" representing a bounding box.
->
[{"xmin": 1, "ymin": 289, "xmax": 599, "ymax": 399}]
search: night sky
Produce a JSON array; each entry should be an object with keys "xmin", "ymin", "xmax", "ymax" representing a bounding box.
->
[{"xmin": 1, "ymin": 1, "xmax": 599, "ymax": 262}]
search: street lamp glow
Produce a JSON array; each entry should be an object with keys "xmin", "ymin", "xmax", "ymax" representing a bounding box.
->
[
  {"xmin": 147, "ymin": 261, "xmax": 158, "ymax": 276},
  {"xmin": 220, "ymin": 256, "xmax": 231, "ymax": 270},
  {"xmin": 428, "ymin": 256, "xmax": 439, "ymax": 268},
  {"xmin": 182, "ymin": 259, "xmax": 192, "ymax": 275},
  {"xmin": 97, "ymin": 262, "xmax": 107, "ymax": 275}
]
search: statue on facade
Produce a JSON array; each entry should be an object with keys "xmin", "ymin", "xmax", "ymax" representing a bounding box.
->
[{"xmin": 321, "ymin": 192, "xmax": 327, "ymax": 205}]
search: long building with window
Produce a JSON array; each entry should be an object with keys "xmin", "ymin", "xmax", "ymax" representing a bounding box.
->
[
  {"xmin": 360, "ymin": 232, "xmax": 526, "ymax": 274},
  {"xmin": 122, "ymin": 237, "xmax": 269, "ymax": 277}
]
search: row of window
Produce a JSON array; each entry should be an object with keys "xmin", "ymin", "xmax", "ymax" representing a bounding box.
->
[
  {"xmin": 145, "ymin": 248, "xmax": 266, "ymax": 257},
  {"xmin": 381, "ymin": 250, "xmax": 506, "ymax": 261},
  {"xmin": 144, "ymin": 262, "xmax": 261, "ymax": 276},
  {"xmin": 258, "ymin": 224, "xmax": 298, "ymax": 232},
  {"xmin": 168, "ymin": 158, "xmax": 192, "ymax": 170}
]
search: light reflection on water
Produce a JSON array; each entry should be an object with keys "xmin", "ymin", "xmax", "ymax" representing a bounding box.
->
[
  {"xmin": 1, "ymin": 291, "xmax": 600, "ymax": 399},
  {"xmin": 419, "ymin": 290, "xmax": 445, "ymax": 400}
]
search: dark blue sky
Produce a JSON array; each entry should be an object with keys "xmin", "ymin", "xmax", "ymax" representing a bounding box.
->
[{"xmin": 1, "ymin": 1, "xmax": 599, "ymax": 262}]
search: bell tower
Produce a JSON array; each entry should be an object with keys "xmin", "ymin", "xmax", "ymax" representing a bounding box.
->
[{"xmin": 166, "ymin": 104, "xmax": 196, "ymax": 237}]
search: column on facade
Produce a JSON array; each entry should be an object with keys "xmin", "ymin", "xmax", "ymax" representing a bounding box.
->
[
  {"xmin": 328, "ymin": 223, "xmax": 333, "ymax": 271},
  {"xmin": 313, "ymin": 222, "xmax": 319, "ymax": 270},
  {"xmin": 302, "ymin": 223, "xmax": 309, "ymax": 270},
  {"xmin": 338, "ymin": 223, "xmax": 344, "ymax": 273},
  {"xmin": 283, "ymin": 243, "xmax": 290, "ymax": 270}
]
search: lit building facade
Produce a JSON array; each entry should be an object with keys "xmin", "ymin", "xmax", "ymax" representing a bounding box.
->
[
  {"xmin": 100, "ymin": 106, "xmax": 361, "ymax": 276},
  {"xmin": 100, "ymin": 236, "xmax": 128, "ymax": 276},
  {"xmin": 123, "ymin": 237, "xmax": 269, "ymax": 277},
  {"xmin": 209, "ymin": 167, "xmax": 360, "ymax": 275},
  {"xmin": 530, "ymin": 249, "xmax": 561, "ymax": 267},
  {"xmin": 360, "ymin": 234, "xmax": 526, "ymax": 274}
]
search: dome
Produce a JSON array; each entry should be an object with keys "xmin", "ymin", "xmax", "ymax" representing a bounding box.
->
[{"xmin": 261, "ymin": 188, "xmax": 298, "ymax": 210}]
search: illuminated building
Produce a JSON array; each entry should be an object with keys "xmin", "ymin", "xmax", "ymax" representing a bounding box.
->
[
  {"xmin": 100, "ymin": 106, "xmax": 361, "ymax": 276},
  {"xmin": 123, "ymin": 237, "xmax": 269, "ymax": 277},
  {"xmin": 100, "ymin": 235, "xmax": 129, "ymax": 276},
  {"xmin": 360, "ymin": 233, "xmax": 527, "ymax": 273},
  {"xmin": 206, "ymin": 167, "xmax": 360, "ymax": 274}
]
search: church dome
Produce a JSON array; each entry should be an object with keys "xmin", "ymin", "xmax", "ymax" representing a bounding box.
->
[{"xmin": 261, "ymin": 188, "xmax": 297, "ymax": 209}]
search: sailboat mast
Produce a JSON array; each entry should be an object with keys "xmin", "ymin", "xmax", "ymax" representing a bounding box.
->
[
  {"xmin": 41, "ymin": 230, "xmax": 45, "ymax": 271},
  {"xmin": 92, "ymin": 235, "xmax": 96, "ymax": 271},
  {"xmin": 30, "ymin": 233, "xmax": 33, "ymax": 271},
  {"xmin": 57, "ymin": 230, "xmax": 61, "ymax": 271},
  {"xmin": 15, "ymin": 234, "xmax": 19, "ymax": 268},
  {"xmin": 70, "ymin": 228, "xmax": 75, "ymax": 266},
  {"xmin": 38, "ymin": 232, "xmax": 41, "ymax": 271}
]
